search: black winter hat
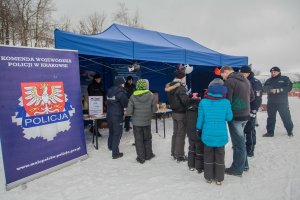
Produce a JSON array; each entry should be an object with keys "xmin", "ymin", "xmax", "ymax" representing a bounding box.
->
[
  {"xmin": 93, "ymin": 73, "xmax": 101, "ymax": 79},
  {"xmin": 173, "ymin": 70, "xmax": 186, "ymax": 79},
  {"xmin": 114, "ymin": 77, "xmax": 125, "ymax": 86},
  {"xmin": 270, "ymin": 66, "xmax": 281, "ymax": 72},
  {"xmin": 126, "ymin": 75, "xmax": 133, "ymax": 81},
  {"xmin": 240, "ymin": 65, "xmax": 252, "ymax": 73}
]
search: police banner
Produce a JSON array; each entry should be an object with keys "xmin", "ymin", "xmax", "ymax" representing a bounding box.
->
[{"xmin": 0, "ymin": 45, "xmax": 87, "ymax": 190}]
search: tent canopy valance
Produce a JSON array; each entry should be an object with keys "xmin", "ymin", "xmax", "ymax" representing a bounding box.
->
[
  {"xmin": 55, "ymin": 23, "xmax": 247, "ymax": 67},
  {"xmin": 54, "ymin": 24, "xmax": 248, "ymax": 101}
]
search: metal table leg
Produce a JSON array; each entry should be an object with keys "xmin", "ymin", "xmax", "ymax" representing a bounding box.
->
[
  {"xmin": 92, "ymin": 119, "xmax": 99, "ymax": 150},
  {"xmin": 163, "ymin": 114, "xmax": 166, "ymax": 138},
  {"xmin": 155, "ymin": 113, "xmax": 158, "ymax": 133}
]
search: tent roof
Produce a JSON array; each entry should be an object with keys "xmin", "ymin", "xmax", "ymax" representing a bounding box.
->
[{"xmin": 54, "ymin": 24, "xmax": 247, "ymax": 67}]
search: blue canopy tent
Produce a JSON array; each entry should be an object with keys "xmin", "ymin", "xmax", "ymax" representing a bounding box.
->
[{"xmin": 54, "ymin": 23, "xmax": 248, "ymax": 101}]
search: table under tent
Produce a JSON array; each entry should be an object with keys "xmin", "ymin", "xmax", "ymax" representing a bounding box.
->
[{"xmin": 54, "ymin": 23, "xmax": 248, "ymax": 102}]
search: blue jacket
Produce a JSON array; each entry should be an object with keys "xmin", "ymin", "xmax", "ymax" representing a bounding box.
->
[{"xmin": 196, "ymin": 86, "xmax": 233, "ymax": 147}]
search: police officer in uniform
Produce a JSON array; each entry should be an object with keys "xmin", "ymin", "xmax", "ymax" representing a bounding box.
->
[
  {"xmin": 240, "ymin": 66, "xmax": 263, "ymax": 157},
  {"xmin": 106, "ymin": 77, "xmax": 128, "ymax": 159},
  {"xmin": 263, "ymin": 66, "xmax": 294, "ymax": 137}
]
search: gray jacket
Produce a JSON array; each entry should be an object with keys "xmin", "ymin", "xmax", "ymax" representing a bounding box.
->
[
  {"xmin": 126, "ymin": 91, "xmax": 157, "ymax": 126},
  {"xmin": 224, "ymin": 72, "xmax": 255, "ymax": 121}
]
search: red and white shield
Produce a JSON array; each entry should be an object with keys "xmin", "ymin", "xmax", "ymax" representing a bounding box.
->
[{"xmin": 21, "ymin": 82, "xmax": 65, "ymax": 116}]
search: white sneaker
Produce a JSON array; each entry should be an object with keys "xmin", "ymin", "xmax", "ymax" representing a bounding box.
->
[{"xmin": 189, "ymin": 167, "xmax": 195, "ymax": 171}]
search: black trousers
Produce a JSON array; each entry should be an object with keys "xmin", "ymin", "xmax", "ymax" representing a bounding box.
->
[
  {"xmin": 188, "ymin": 139, "xmax": 204, "ymax": 171},
  {"xmin": 204, "ymin": 145, "xmax": 225, "ymax": 182},
  {"xmin": 244, "ymin": 117, "xmax": 256, "ymax": 155},
  {"xmin": 107, "ymin": 117, "xmax": 123, "ymax": 156},
  {"xmin": 133, "ymin": 125, "xmax": 153, "ymax": 160},
  {"xmin": 124, "ymin": 116, "xmax": 131, "ymax": 129},
  {"xmin": 267, "ymin": 103, "xmax": 293, "ymax": 134},
  {"xmin": 171, "ymin": 113, "xmax": 187, "ymax": 158}
]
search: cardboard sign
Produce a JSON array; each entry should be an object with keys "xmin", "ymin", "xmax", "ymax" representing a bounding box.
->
[{"xmin": 88, "ymin": 96, "xmax": 104, "ymax": 117}]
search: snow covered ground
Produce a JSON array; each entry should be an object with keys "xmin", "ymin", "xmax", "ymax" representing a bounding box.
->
[{"xmin": 1, "ymin": 97, "xmax": 300, "ymax": 200}]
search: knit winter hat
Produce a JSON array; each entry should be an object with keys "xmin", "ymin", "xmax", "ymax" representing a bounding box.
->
[
  {"xmin": 270, "ymin": 66, "xmax": 281, "ymax": 72},
  {"xmin": 126, "ymin": 76, "xmax": 133, "ymax": 81},
  {"xmin": 173, "ymin": 70, "xmax": 186, "ymax": 79},
  {"xmin": 240, "ymin": 65, "xmax": 252, "ymax": 73},
  {"xmin": 136, "ymin": 79, "xmax": 149, "ymax": 90},
  {"xmin": 208, "ymin": 84, "xmax": 228, "ymax": 95},
  {"xmin": 208, "ymin": 78, "xmax": 224, "ymax": 87},
  {"xmin": 93, "ymin": 73, "xmax": 101, "ymax": 79}
]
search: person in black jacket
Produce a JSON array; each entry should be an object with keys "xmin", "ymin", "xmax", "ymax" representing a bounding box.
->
[
  {"xmin": 106, "ymin": 77, "xmax": 128, "ymax": 159},
  {"xmin": 240, "ymin": 66, "xmax": 263, "ymax": 157},
  {"xmin": 88, "ymin": 73, "xmax": 105, "ymax": 96},
  {"xmin": 124, "ymin": 76, "xmax": 136, "ymax": 132},
  {"xmin": 165, "ymin": 69, "xmax": 189, "ymax": 162},
  {"xmin": 263, "ymin": 66, "xmax": 294, "ymax": 137},
  {"xmin": 87, "ymin": 73, "xmax": 105, "ymax": 136},
  {"xmin": 186, "ymin": 93, "xmax": 204, "ymax": 172}
]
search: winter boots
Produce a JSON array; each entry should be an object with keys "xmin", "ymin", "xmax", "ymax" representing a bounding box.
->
[
  {"xmin": 112, "ymin": 152, "xmax": 123, "ymax": 159},
  {"xmin": 262, "ymin": 133, "xmax": 274, "ymax": 137},
  {"xmin": 225, "ymin": 168, "xmax": 242, "ymax": 177}
]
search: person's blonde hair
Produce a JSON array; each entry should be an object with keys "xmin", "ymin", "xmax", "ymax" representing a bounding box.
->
[{"xmin": 220, "ymin": 66, "xmax": 234, "ymax": 73}]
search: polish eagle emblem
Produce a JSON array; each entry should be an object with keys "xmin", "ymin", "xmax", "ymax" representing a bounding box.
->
[{"xmin": 21, "ymin": 82, "xmax": 65, "ymax": 116}]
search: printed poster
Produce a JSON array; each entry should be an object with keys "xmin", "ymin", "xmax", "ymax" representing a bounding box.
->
[{"xmin": 0, "ymin": 45, "xmax": 87, "ymax": 189}]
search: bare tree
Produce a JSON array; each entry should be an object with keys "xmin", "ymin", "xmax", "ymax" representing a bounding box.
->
[
  {"xmin": 0, "ymin": 0, "xmax": 55, "ymax": 47},
  {"xmin": 1, "ymin": 1, "xmax": 143, "ymax": 47},
  {"xmin": 76, "ymin": 12, "xmax": 106, "ymax": 34},
  {"xmin": 0, "ymin": 0, "xmax": 13, "ymax": 45},
  {"xmin": 130, "ymin": 9, "xmax": 143, "ymax": 28},
  {"xmin": 32, "ymin": 0, "xmax": 55, "ymax": 47},
  {"xmin": 12, "ymin": 0, "xmax": 35, "ymax": 46},
  {"xmin": 112, "ymin": 2, "xmax": 143, "ymax": 28},
  {"xmin": 113, "ymin": 2, "xmax": 130, "ymax": 25},
  {"xmin": 56, "ymin": 16, "xmax": 72, "ymax": 32}
]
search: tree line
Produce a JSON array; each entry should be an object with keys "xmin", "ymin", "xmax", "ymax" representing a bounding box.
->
[{"xmin": 0, "ymin": 1, "xmax": 142, "ymax": 47}]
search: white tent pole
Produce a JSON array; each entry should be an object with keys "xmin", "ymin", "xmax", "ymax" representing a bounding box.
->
[{"xmin": 79, "ymin": 56, "xmax": 113, "ymax": 69}]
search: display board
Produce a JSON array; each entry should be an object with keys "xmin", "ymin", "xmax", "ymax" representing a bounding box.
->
[
  {"xmin": 0, "ymin": 45, "xmax": 87, "ymax": 190},
  {"xmin": 88, "ymin": 96, "xmax": 104, "ymax": 116}
]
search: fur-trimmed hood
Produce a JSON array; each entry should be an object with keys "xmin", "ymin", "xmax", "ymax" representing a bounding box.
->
[{"xmin": 165, "ymin": 82, "xmax": 181, "ymax": 92}]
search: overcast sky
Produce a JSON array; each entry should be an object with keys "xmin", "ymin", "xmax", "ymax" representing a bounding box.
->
[{"xmin": 54, "ymin": 0, "xmax": 300, "ymax": 74}]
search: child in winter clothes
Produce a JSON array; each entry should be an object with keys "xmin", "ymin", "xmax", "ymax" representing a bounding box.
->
[
  {"xmin": 186, "ymin": 93, "xmax": 204, "ymax": 173},
  {"xmin": 126, "ymin": 79, "xmax": 157, "ymax": 164},
  {"xmin": 196, "ymin": 78, "xmax": 233, "ymax": 185}
]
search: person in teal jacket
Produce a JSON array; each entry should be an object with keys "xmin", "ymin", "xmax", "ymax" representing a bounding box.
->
[{"xmin": 196, "ymin": 78, "xmax": 233, "ymax": 185}]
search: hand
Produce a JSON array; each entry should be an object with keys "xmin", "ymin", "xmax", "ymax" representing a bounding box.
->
[
  {"xmin": 250, "ymin": 110, "xmax": 257, "ymax": 118},
  {"xmin": 187, "ymin": 88, "xmax": 192, "ymax": 95},
  {"xmin": 196, "ymin": 129, "xmax": 202, "ymax": 140},
  {"xmin": 270, "ymin": 89, "xmax": 277, "ymax": 94},
  {"xmin": 270, "ymin": 89, "xmax": 281, "ymax": 94},
  {"xmin": 156, "ymin": 104, "xmax": 160, "ymax": 110}
]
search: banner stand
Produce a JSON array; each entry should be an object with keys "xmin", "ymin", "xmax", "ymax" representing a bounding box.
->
[
  {"xmin": 0, "ymin": 45, "xmax": 88, "ymax": 191},
  {"xmin": 5, "ymin": 154, "xmax": 88, "ymax": 191},
  {"xmin": 0, "ymin": 140, "xmax": 5, "ymax": 191}
]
